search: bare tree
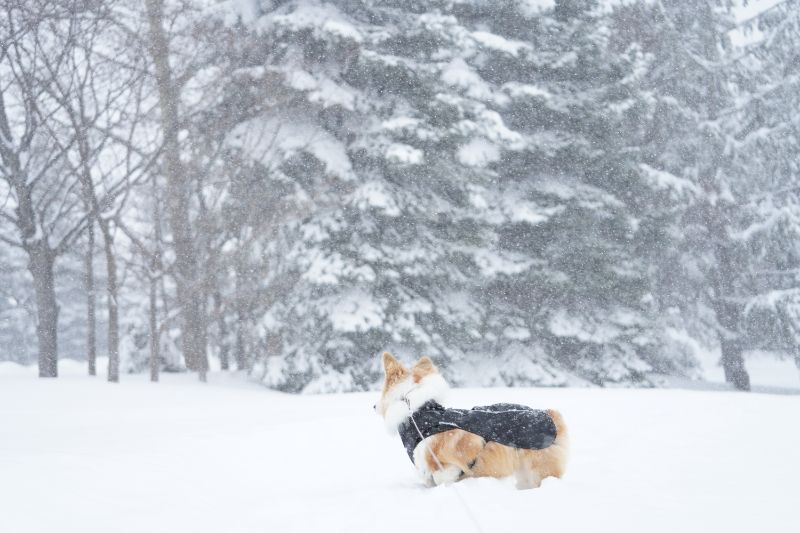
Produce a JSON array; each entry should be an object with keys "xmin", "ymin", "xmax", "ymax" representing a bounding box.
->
[
  {"xmin": 0, "ymin": 0, "xmax": 91, "ymax": 377},
  {"xmin": 115, "ymin": 182, "xmax": 170, "ymax": 384},
  {"xmin": 37, "ymin": 1, "xmax": 153, "ymax": 382},
  {"xmin": 84, "ymin": 217, "xmax": 97, "ymax": 375},
  {"xmin": 143, "ymin": 0, "xmax": 209, "ymax": 380}
]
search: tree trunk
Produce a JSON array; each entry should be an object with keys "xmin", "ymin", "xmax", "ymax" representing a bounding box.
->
[
  {"xmin": 149, "ymin": 273, "xmax": 160, "ymax": 382},
  {"xmin": 233, "ymin": 249, "xmax": 248, "ymax": 371},
  {"xmin": 213, "ymin": 291, "xmax": 230, "ymax": 371},
  {"xmin": 720, "ymin": 337, "xmax": 750, "ymax": 392},
  {"xmin": 2, "ymin": 93, "xmax": 60, "ymax": 378},
  {"xmin": 695, "ymin": 14, "xmax": 750, "ymax": 392},
  {"xmin": 29, "ymin": 243, "xmax": 59, "ymax": 378},
  {"xmin": 150, "ymin": 175, "xmax": 162, "ymax": 383},
  {"xmin": 13, "ymin": 169, "xmax": 59, "ymax": 377},
  {"xmin": 85, "ymin": 222, "xmax": 97, "ymax": 376},
  {"xmin": 145, "ymin": 0, "xmax": 208, "ymax": 380},
  {"xmin": 234, "ymin": 318, "xmax": 246, "ymax": 371},
  {"xmin": 220, "ymin": 332, "xmax": 230, "ymax": 371},
  {"xmin": 233, "ymin": 329, "xmax": 243, "ymax": 371},
  {"xmin": 98, "ymin": 221, "xmax": 120, "ymax": 383},
  {"xmin": 71, "ymin": 99, "xmax": 118, "ymax": 381},
  {"xmin": 710, "ymin": 270, "xmax": 751, "ymax": 392},
  {"xmin": 709, "ymin": 249, "xmax": 750, "ymax": 391},
  {"xmin": 184, "ymin": 301, "xmax": 208, "ymax": 381}
]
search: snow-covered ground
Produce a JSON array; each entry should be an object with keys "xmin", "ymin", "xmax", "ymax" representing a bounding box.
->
[{"xmin": 1, "ymin": 360, "xmax": 798, "ymax": 533}]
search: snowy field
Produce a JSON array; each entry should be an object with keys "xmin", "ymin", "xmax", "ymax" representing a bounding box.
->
[{"xmin": 1, "ymin": 361, "xmax": 798, "ymax": 533}]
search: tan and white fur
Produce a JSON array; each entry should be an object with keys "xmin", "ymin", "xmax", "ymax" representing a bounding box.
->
[{"xmin": 376, "ymin": 352, "xmax": 568, "ymax": 489}]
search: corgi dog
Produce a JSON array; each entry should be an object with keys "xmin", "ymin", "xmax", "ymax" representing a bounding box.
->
[{"xmin": 376, "ymin": 352, "xmax": 568, "ymax": 489}]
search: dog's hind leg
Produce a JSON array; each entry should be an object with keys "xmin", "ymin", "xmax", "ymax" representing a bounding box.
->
[
  {"xmin": 413, "ymin": 444, "xmax": 462, "ymax": 486},
  {"xmin": 413, "ymin": 437, "xmax": 461, "ymax": 486},
  {"xmin": 416, "ymin": 431, "xmax": 484, "ymax": 486},
  {"xmin": 514, "ymin": 465, "xmax": 543, "ymax": 490}
]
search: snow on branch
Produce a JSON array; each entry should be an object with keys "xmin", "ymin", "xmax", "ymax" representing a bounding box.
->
[{"xmin": 639, "ymin": 164, "xmax": 702, "ymax": 202}]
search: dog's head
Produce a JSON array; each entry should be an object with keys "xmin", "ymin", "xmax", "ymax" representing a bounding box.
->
[{"xmin": 375, "ymin": 352, "xmax": 449, "ymax": 432}]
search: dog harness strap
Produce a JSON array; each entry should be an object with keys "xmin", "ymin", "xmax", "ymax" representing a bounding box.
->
[{"xmin": 398, "ymin": 400, "xmax": 447, "ymax": 460}]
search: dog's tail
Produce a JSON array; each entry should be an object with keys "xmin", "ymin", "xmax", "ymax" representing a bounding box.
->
[
  {"xmin": 546, "ymin": 409, "xmax": 569, "ymax": 476},
  {"xmin": 547, "ymin": 409, "xmax": 569, "ymax": 445}
]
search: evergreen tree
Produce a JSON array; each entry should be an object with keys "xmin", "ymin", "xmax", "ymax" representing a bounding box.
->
[
  {"xmin": 610, "ymin": 0, "xmax": 800, "ymax": 390},
  {"xmin": 223, "ymin": 0, "xmax": 677, "ymax": 390},
  {"xmin": 735, "ymin": 0, "xmax": 800, "ymax": 372}
]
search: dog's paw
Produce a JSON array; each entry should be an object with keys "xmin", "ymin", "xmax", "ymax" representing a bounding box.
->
[
  {"xmin": 514, "ymin": 468, "xmax": 543, "ymax": 490},
  {"xmin": 431, "ymin": 465, "xmax": 463, "ymax": 486}
]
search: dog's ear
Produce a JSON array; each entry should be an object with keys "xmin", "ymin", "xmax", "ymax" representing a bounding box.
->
[
  {"xmin": 382, "ymin": 351, "xmax": 399, "ymax": 370},
  {"xmin": 413, "ymin": 356, "xmax": 437, "ymax": 373},
  {"xmin": 412, "ymin": 356, "xmax": 438, "ymax": 382},
  {"xmin": 382, "ymin": 352, "xmax": 407, "ymax": 382}
]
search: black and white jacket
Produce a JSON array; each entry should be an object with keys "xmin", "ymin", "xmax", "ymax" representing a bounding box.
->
[
  {"xmin": 398, "ymin": 400, "xmax": 558, "ymax": 462},
  {"xmin": 381, "ymin": 372, "xmax": 558, "ymax": 464}
]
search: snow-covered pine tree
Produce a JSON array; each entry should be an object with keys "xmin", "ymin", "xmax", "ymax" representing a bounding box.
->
[
  {"xmin": 733, "ymin": 0, "xmax": 800, "ymax": 373},
  {"xmin": 217, "ymin": 0, "xmax": 503, "ymax": 391},
  {"xmin": 609, "ymin": 0, "xmax": 757, "ymax": 388},
  {"xmin": 465, "ymin": 0, "xmax": 668, "ymax": 386},
  {"xmin": 610, "ymin": 0, "xmax": 800, "ymax": 390},
  {"xmin": 218, "ymin": 0, "xmax": 674, "ymax": 391}
]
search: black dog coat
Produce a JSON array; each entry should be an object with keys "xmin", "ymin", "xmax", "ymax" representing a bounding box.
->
[{"xmin": 398, "ymin": 400, "xmax": 557, "ymax": 462}]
